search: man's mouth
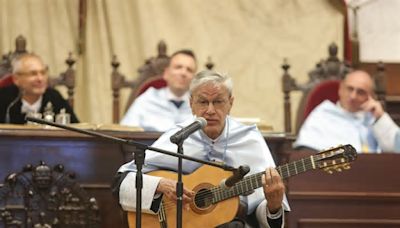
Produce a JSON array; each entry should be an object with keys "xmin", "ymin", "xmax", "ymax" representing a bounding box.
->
[{"xmin": 206, "ymin": 119, "xmax": 219, "ymax": 125}]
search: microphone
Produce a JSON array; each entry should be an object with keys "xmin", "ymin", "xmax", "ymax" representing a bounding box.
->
[
  {"xmin": 5, "ymin": 93, "xmax": 22, "ymax": 123},
  {"xmin": 170, "ymin": 117, "xmax": 207, "ymax": 144},
  {"xmin": 221, "ymin": 165, "xmax": 250, "ymax": 188}
]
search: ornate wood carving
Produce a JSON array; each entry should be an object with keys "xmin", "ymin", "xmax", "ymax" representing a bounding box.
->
[{"xmin": 0, "ymin": 161, "xmax": 100, "ymax": 227}]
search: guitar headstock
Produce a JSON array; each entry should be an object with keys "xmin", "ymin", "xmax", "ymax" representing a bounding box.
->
[{"xmin": 313, "ymin": 144, "xmax": 357, "ymax": 174}]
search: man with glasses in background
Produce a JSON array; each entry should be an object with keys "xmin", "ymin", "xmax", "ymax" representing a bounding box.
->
[
  {"xmin": 0, "ymin": 53, "xmax": 79, "ymax": 124},
  {"xmin": 294, "ymin": 70, "xmax": 399, "ymax": 153}
]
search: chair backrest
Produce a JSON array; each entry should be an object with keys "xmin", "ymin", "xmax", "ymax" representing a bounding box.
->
[
  {"xmin": 0, "ymin": 161, "xmax": 100, "ymax": 227},
  {"xmin": 0, "ymin": 35, "xmax": 76, "ymax": 108},
  {"xmin": 0, "ymin": 74, "xmax": 14, "ymax": 88},
  {"xmin": 137, "ymin": 76, "xmax": 167, "ymax": 96},
  {"xmin": 111, "ymin": 41, "xmax": 215, "ymax": 123},
  {"xmin": 302, "ymin": 80, "xmax": 340, "ymax": 121},
  {"xmin": 281, "ymin": 42, "xmax": 386, "ymax": 134}
]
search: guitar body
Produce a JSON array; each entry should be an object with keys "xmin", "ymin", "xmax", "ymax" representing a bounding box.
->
[{"xmin": 127, "ymin": 165, "xmax": 239, "ymax": 228}]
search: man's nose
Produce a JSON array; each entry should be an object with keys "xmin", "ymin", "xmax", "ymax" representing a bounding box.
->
[
  {"xmin": 206, "ymin": 102, "xmax": 216, "ymax": 114},
  {"xmin": 349, "ymin": 90, "xmax": 358, "ymax": 99},
  {"xmin": 180, "ymin": 68, "xmax": 192, "ymax": 77}
]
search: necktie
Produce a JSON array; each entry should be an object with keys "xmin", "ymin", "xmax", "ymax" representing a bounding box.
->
[{"xmin": 170, "ymin": 100, "xmax": 184, "ymax": 108}]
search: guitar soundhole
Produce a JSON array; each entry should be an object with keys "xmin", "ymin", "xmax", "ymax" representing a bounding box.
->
[{"xmin": 194, "ymin": 188, "xmax": 213, "ymax": 209}]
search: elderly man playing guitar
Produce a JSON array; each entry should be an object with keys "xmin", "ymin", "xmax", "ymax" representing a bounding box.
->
[{"xmin": 113, "ymin": 70, "xmax": 290, "ymax": 228}]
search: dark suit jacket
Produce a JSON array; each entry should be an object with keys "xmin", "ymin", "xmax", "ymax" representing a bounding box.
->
[{"xmin": 0, "ymin": 84, "xmax": 79, "ymax": 124}]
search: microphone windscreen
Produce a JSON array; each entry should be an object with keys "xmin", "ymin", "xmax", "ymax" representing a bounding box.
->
[{"xmin": 197, "ymin": 117, "xmax": 207, "ymax": 128}]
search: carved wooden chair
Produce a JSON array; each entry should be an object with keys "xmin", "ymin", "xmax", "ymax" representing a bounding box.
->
[
  {"xmin": 0, "ymin": 161, "xmax": 100, "ymax": 227},
  {"xmin": 0, "ymin": 35, "xmax": 76, "ymax": 107},
  {"xmin": 282, "ymin": 42, "xmax": 386, "ymax": 134},
  {"xmin": 111, "ymin": 41, "xmax": 215, "ymax": 123}
]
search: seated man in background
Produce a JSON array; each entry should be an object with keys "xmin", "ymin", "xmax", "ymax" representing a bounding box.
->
[
  {"xmin": 0, "ymin": 53, "xmax": 79, "ymax": 124},
  {"xmin": 113, "ymin": 70, "xmax": 290, "ymax": 228},
  {"xmin": 294, "ymin": 70, "xmax": 399, "ymax": 153},
  {"xmin": 120, "ymin": 49, "xmax": 197, "ymax": 131}
]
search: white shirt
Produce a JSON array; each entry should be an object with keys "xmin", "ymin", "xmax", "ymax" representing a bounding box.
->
[
  {"xmin": 120, "ymin": 87, "xmax": 193, "ymax": 131},
  {"xmin": 118, "ymin": 116, "xmax": 290, "ymax": 227},
  {"xmin": 294, "ymin": 100, "xmax": 398, "ymax": 153},
  {"xmin": 21, "ymin": 96, "xmax": 42, "ymax": 113},
  {"xmin": 373, "ymin": 112, "xmax": 400, "ymax": 152}
]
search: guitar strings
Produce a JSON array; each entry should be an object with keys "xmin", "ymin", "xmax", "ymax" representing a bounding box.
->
[
  {"xmin": 160, "ymin": 157, "xmax": 317, "ymax": 210},
  {"xmin": 154, "ymin": 149, "xmax": 346, "ymax": 211},
  {"xmin": 159, "ymin": 157, "xmax": 317, "ymax": 211}
]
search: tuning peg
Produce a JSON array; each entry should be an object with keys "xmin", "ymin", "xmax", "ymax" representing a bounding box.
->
[
  {"xmin": 335, "ymin": 166, "xmax": 342, "ymax": 172},
  {"xmin": 343, "ymin": 164, "xmax": 351, "ymax": 170},
  {"xmin": 324, "ymin": 167, "xmax": 334, "ymax": 174}
]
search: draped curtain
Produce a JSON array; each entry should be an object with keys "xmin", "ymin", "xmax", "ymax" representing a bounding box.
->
[{"xmin": 0, "ymin": 0, "xmax": 343, "ymax": 131}]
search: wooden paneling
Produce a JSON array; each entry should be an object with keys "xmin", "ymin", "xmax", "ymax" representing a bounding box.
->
[
  {"xmin": 287, "ymin": 151, "xmax": 400, "ymax": 228},
  {"xmin": 359, "ymin": 62, "xmax": 400, "ymax": 96},
  {"xmin": 0, "ymin": 126, "xmax": 293, "ymax": 227}
]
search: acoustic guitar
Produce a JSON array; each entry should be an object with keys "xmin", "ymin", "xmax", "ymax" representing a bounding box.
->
[{"xmin": 128, "ymin": 144, "xmax": 357, "ymax": 228}]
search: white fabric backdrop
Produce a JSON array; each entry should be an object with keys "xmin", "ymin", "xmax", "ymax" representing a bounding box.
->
[{"xmin": 0, "ymin": 0, "xmax": 344, "ymax": 132}]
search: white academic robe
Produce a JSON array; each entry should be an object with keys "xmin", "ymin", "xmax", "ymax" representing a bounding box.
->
[
  {"xmin": 294, "ymin": 100, "xmax": 378, "ymax": 152},
  {"xmin": 120, "ymin": 87, "xmax": 193, "ymax": 131},
  {"xmin": 373, "ymin": 112, "xmax": 400, "ymax": 152},
  {"xmin": 118, "ymin": 116, "xmax": 290, "ymax": 227}
]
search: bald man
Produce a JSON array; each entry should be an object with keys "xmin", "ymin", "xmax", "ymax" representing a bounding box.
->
[{"xmin": 294, "ymin": 70, "xmax": 399, "ymax": 153}]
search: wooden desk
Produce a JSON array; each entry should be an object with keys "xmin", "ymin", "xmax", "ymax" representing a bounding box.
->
[
  {"xmin": 0, "ymin": 126, "xmax": 293, "ymax": 228},
  {"xmin": 287, "ymin": 152, "xmax": 400, "ymax": 228}
]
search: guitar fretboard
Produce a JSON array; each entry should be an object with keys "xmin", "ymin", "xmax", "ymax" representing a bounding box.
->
[{"xmin": 211, "ymin": 155, "xmax": 317, "ymax": 203}]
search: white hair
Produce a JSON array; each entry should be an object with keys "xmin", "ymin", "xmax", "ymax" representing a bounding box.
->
[
  {"xmin": 11, "ymin": 53, "xmax": 44, "ymax": 74},
  {"xmin": 189, "ymin": 70, "xmax": 233, "ymax": 96}
]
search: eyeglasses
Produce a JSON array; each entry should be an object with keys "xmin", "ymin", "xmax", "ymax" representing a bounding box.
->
[
  {"xmin": 16, "ymin": 68, "xmax": 48, "ymax": 77},
  {"xmin": 193, "ymin": 98, "xmax": 229, "ymax": 109}
]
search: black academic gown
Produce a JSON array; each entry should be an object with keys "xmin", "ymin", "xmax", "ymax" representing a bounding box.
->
[{"xmin": 0, "ymin": 84, "xmax": 79, "ymax": 124}]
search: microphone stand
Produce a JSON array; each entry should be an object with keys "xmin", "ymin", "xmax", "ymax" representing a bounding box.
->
[
  {"xmin": 174, "ymin": 140, "xmax": 184, "ymax": 228},
  {"xmin": 26, "ymin": 117, "xmax": 237, "ymax": 228}
]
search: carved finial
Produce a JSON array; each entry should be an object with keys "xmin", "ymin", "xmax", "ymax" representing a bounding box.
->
[
  {"xmin": 328, "ymin": 43, "xmax": 338, "ymax": 58},
  {"xmin": 158, "ymin": 40, "xmax": 167, "ymax": 57},
  {"xmin": 205, "ymin": 56, "xmax": 214, "ymax": 70},
  {"xmin": 15, "ymin": 35, "xmax": 27, "ymax": 53},
  {"xmin": 65, "ymin": 52, "xmax": 75, "ymax": 68},
  {"xmin": 282, "ymin": 58, "xmax": 290, "ymax": 72},
  {"xmin": 111, "ymin": 55, "xmax": 120, "ymax": 70}
]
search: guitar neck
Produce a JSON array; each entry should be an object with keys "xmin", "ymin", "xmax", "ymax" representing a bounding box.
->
[{"xmin": 212, "ymin": 155, "xmax": 317, "ymax": 203}]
